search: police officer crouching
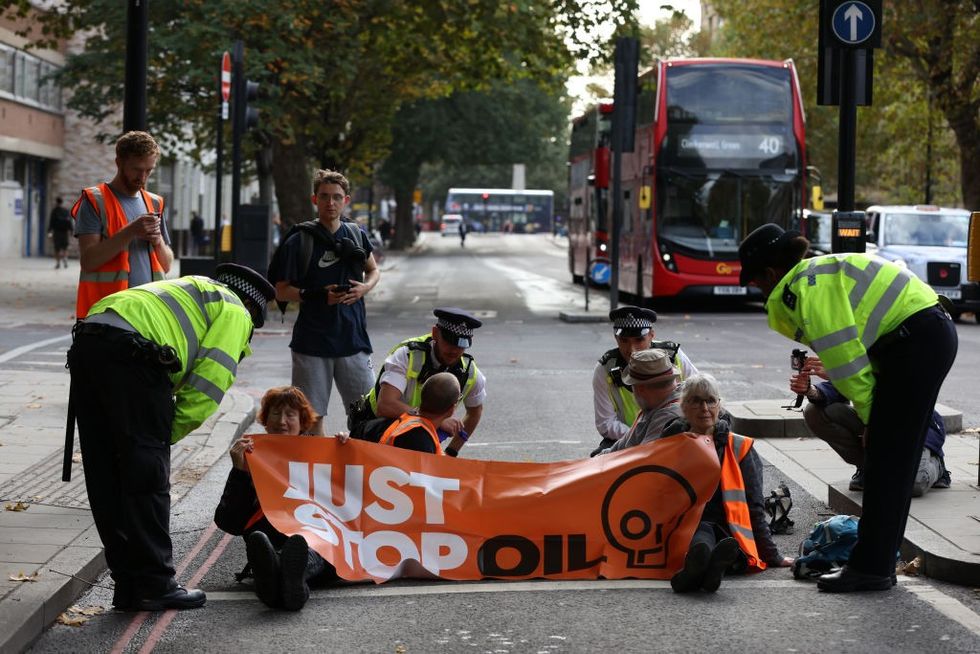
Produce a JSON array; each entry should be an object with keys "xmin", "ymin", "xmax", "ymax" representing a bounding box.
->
[
  {"xmin": 349, "ymin": 307, "xmax": 486, "ymax": 456},
  {"xmin": 591, "ymin": 306, "xmax": 699, "ymax": 456},
  {"xmin": 66, "ymin": 263, "xmax": 275, "ymax": 611}
]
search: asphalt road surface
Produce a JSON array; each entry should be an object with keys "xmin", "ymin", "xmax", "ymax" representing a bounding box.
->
[{"xmin": 26, "ymin": 233, "xmax": 980, "ymax": 653}]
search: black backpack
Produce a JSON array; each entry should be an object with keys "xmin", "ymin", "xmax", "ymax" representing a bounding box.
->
[{"xmin": 266, "ymin": 220, "xmax": 365, "ymax": 316}]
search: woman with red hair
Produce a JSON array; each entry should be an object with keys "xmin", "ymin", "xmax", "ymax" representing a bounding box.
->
[{"xmin": 214, "ymin": 386, "xmax": 341, "ymax": 611}]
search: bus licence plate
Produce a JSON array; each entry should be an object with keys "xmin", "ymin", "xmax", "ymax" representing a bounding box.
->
[
  {"xmin": 714, "ymin": 286, "xmax": 747, "ymax": 296},
  {"xmin": 934, "ymin": 288, "xmax": 961, "ymax": 300}
]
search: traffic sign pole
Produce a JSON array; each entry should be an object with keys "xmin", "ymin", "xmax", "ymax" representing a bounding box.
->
[
  {"xmin": 838, "ymin": 47, "xmax": 857, "ymax": 212},
  {"xmin": 214, "ymin": 51, "xmax": 230, "ymax": 260}
]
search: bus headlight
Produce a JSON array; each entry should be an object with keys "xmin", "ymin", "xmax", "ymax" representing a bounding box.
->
[
  {"xmin": 598, "ymin": 243, "xmax": 608, "ymax": 253},
  {"xmin": 659, "ymin": 244, "xmax": 677, "ymax": 272}
]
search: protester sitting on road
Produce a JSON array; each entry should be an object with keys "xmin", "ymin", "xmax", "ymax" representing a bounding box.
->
[
  {"xmin": 343, "ymin": 373, "xmax": 461, "ymax": 454},
  {"xmin": 666, "ymin": 374, "xmax": 793, "ymax": 593},
  {"xmin": 349, "ymin": 308, "xmax": 486, "ymax": 456},
  {"xmin": 590, "ymin": 306, "xmax": 698, "ymax": 456},
  {"xmin": 595, "ymin": 349, "xmax": 684, "ymax": 455},
  {"xmin": 791, "ymin": 355, "xmax": 950, "ymax": 496},
  {"xmin": 213, "ymin": 386, "xmax": 345, "ymax": 611}
]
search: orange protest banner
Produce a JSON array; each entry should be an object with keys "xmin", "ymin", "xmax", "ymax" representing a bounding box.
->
[{"xmin": 246, "ymin": 433, "xmax": 721, "ymax": 583}]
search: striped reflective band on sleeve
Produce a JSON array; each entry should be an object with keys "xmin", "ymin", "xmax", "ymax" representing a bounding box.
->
[
  {"xmin": 810, "ymin": 325, "xmax": 859, "ymax": 351},
  {"xmin": 861, "ymin": 268, "xmax": 913, "ymax": 349},
  {"xmin": 825, "ymin": 353, "xmax": 871, "ymax": 381},
  {"xmin": 183, "ymin": 372, "xmax": 225, "ymax": 405},
  {"xmin": 142, "ymin": 281, "xmax": 207, "ymax": 366},
  {"xmin": 198, "ymin": 347, "xmax": 238, "ymax": 377},
  {"xmin": 79, "ymin": 270, "xmax": 129, "ymax": 282}
]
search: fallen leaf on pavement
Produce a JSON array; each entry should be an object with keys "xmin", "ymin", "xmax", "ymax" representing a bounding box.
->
[
  {"xmin": 56, "ymin": 614, "xmax": 89, "ymax": 627},
  {"xmin": 962, "ymin": 427, "xmax": 979, "ymax": 433},
  {"xmin": 9, "ymin": 571, "xmax": 39, "ymax": 582},
  {"xmin": 67, "ymin": 605, "xmax": 105, "ymax": 616},
  {"xmin": 898, "ymin": 556, "xmax": 922, "ymax": 577},
  {"xmin": 72, "ymin": 453, "xmax": 82, "ymax": 463},
  {"xmin": 25, "ymin": 403, "xmax": 42, "ymax": 409},
  {"xmin": 4, "ymin": 502, "xmax": 30, "ymax": 512}
]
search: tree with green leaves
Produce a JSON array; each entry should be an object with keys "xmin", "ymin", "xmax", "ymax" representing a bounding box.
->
[
  {"xmin": 5, "ymin": 0, "xmax": 639, "ymax": 230},
  {"xmin": 379, "ymin": 79, "xmax": 571, "ymax": 248}
]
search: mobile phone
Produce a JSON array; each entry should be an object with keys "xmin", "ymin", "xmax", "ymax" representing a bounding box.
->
[{"xmin": 333, "ymin": 283, "xmax": 351, "ymax": 293}]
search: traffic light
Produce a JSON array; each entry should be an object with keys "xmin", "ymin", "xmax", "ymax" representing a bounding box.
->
[{"xmin": 242, "ymin": 80, "xmax": 259, "ymax": 130}]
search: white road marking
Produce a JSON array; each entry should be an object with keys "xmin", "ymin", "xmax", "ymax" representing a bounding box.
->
[
  {"xmin": 903, "ymin": 583, "xmax": 980, "ymax": 637},
  {"xmin": 481, "ymin": 258, "xmax": 609, "ymax": 315},
  {"xmin": 206, "ymin": 577, "xmax": 942, "ymax": 603},
  {"xmin": 466, "ymin": 440, "xmax": 584, "ymax": 447},
  {"xmin": 0, "ymin": 334, "xmax": 71, "ymax": 364}
]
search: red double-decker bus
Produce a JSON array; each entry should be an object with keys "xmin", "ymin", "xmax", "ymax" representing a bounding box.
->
[{"xmin": 568, "ymin": 58, "xmax": 808, "ymax": 300}]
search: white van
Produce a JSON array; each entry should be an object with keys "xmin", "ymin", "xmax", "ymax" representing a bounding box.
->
[
  {"xmin": 865, "ymin": 204, "xmax": 979, "ymax": 320},
  {"xmin": 441, "ymin": 214, "xmax": 463, "ymax": 237}
]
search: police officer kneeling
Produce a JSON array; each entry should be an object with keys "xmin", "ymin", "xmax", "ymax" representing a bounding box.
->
[
  {"xmin": 67, "ymin": 263, "xmax": 275, "ymax": 611},
  {"xmin": 738, "ymin": 224, "xmax": 957, "ymax": 593}
]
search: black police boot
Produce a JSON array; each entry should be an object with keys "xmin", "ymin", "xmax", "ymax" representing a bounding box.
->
[
  {"xmin": 133, "ymin": 586, "xmax": 207, "ymax": 611},
  {"xmin": 246, "ymin": 531, "xmax": 281, "ymax": 608},
  {"xmin": 280, "ymin": 535, "xmax": 312, "ymax": 611}
]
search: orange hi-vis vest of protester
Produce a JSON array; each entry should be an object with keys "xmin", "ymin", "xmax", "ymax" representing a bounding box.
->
[
  {"xmin": 379, "ymin": 414, "xmax": 444, "ymax": 454},
  {"xmin": 70, "ymin": 183, "xmax": 166, "ymax": 318},
  {"xmin": 720, "ymin": 432, "xmax": 766, "ymax": 572}
]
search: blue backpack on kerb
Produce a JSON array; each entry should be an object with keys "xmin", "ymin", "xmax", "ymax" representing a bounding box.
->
[{"xmin": 792, "ymin": 515, "xmax": 859, "ymax": 579}]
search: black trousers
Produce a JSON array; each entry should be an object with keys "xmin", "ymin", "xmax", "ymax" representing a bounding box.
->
[
  {"xmin": 68, "ymin": 327, "xmax": 177, "ymax": 602},
  {"xmin": 690, "ymin": 521, "xmax": 748, "ymax": 574},
  {"xmin": 849, "ymin": 305, "xmax": 957, "ymax": 576}
]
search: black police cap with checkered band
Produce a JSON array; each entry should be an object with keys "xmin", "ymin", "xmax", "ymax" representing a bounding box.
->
[
  {"xmin": 433, "ymin": 307, "xmax": 482, "ymax": 349},
  {"xmin": 214, "ymin": 263, "xmax": 276, "ymax": 328},
  {"xmin": 609, "ymin": 306, "xmax": 658, "ymax": 337}
]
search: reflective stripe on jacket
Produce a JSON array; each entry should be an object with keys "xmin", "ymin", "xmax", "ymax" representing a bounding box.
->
[
  {"xmin": 366, "ymin": 335, "xmax": 478, "ymax": 413},
  {"xmin": 71, "ymin": 183, "xmax": 166, "ymax": 318},
  {"xmin": 379, "ymin": 414, "xmax": 444, "ymax": 454},
  {"xmin": 720, "ymin": 432, "xmax": 765, "ymax": 572},
  {"xmin": 87, "ymin": 276, "xmax": 254, "ymax": 443},
  {"xmin": 599, "ymin": 345, "xmax": 686, "ymax": 428},
  {"xmin": 764, "ymin": 254, "xmax": 938, "ymax": 423}
]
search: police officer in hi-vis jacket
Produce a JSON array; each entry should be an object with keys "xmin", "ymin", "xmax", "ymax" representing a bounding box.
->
[{"xmin": 738, "ymin": 223, "xmax": 957, "ymax": 593}]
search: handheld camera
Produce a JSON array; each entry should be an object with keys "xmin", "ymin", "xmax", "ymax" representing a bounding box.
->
[{"xmin": 783, "ymin": 348, "xmax": 808, "ymax": 410}]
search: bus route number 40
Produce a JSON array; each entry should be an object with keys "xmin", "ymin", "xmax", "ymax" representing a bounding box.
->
[{"xmin": 758, "ymin": 136, "xmax": 782, "ymax": 156}]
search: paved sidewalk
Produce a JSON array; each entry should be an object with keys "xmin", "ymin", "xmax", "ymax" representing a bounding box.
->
[{"xmin": 730, "ymin": 400, "xmax": 980, "ymax": 586}]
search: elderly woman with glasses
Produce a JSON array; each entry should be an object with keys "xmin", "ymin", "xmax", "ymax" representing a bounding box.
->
[
  {"xmin": 666, "ymin": 374, "xmax": 793, "ymax": 593},
  {"xmin": 214, "ymin": 386, "xmax": 344, "ymax": 611}
]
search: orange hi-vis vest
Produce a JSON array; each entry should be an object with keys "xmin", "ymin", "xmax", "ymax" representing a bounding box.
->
[
  {"xmin": 379, "ymin": 414, "xmax": 444, "ymax": 454},
  {"xmin": 70, "ymin": 183, "xmax": 166, "ymax": 318},
  {"xmin": 719, "ymin": 432, "xmax": 766, "ymax": 572}
]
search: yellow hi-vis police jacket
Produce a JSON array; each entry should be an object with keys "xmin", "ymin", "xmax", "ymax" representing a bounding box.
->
[
  {"xmin": 764, "ymin": 253, "xmax": 938, "ymax": 423},
  {"xmin": 87, "ymin": 276, "xmax": 254, "ymax": 443}
]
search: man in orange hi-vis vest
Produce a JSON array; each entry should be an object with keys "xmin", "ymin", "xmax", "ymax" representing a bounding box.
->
[{"xmin": 71, "ymin": 131, "xmax": 174, "ymax": 318}]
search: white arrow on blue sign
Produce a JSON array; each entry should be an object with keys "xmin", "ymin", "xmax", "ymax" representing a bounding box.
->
[{"xmin": 832, "ymin": 1, "xmax": 876, "ymax": 45}]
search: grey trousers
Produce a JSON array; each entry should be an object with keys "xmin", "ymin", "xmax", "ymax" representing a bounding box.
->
[
  {"xmin": 803, "ymin": 400, "xmax": 944, "ymax": 494},
  {"xmin": 291, "ymin": 350, "xmax": 375, "ymax": 418}
]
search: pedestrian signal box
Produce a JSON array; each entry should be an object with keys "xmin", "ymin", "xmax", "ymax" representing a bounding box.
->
[{"xmin": 832, "ymin": 210, "xmax": 867, "ymax": 253}]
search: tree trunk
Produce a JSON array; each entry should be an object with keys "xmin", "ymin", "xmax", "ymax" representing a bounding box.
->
[
  {"xmin": 945, "ymin": 106, "xmax": 980, "ymax": 210},
  {"xmin": 390, "ymin": 181, "xmax": 418, "ymax": 250},
  {"xmin": 271, "ymin": 136, "xmax": 313, "ymax": 228}
]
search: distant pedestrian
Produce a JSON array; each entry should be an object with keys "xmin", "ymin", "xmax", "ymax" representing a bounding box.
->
[
  {"xmin": 378, "ymin": 219, "xmax": 391, "ymax": 247},
  {"xmin": 48, "ymin": 197, "xmax": 72, "ymax": 269},
  {"xmin": 738, "ymin": 223, "xmax": 957, "ymax": 593},
  {"xmin": 67, "ymin": 263, "xmax": 275, "ymax": 611},
  {"xmin": 71, "ymin": 131, "xmax": 174, "ymax": 319},
  {"xmin": 459, "ymin": 220, "xmax": 467, "ymax": 247},
  {"xmin": 270, "ymin": 169, "xmax": 380, "ymax": 422},
  {"xmin": 189, "ymin": 211, "xmax": 205, "ymax": 255}
]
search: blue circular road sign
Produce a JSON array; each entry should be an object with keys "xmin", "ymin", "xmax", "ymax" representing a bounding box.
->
[
  {"xmin": 588, "ymin": 261, "xmax": 611, "ymax": 286},
  {"xmin": 832, "ymin": 1, "xmax": 876, "ymax": 45}
]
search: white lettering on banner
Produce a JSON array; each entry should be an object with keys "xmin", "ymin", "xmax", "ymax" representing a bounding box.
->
[
  {"xmin": 283, "ymin": 461, "xmax": 465, "ymax": 579},
  {"xmin": 366, "ymin": 466, "xmax": 413, "ymax": 524}
]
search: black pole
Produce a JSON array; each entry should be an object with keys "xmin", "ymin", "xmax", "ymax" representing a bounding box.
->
[
  {"xmin": 123, "ymin": 0, "xmax": 148, "ymax": 132},
  {"xmin": 231, "ymin": 40, "xmax": 244, "ymax": 261},
  {"xmin": 837, "ymin": 48, "xmax": 857, "ymax": 211},
  {"xmin": 924, "ymin": 88, "xmax": 933, "ymax": 205},
  {"xmin": 610, "ymin": 147, "xmax": 622, "ymax": 311},
  {"xmin": 214, "ymin": 56, "xmax": 224, "ymax": 259}
]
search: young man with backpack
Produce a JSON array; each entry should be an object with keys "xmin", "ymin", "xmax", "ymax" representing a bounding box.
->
[{"xmin": 269, "ymin": 169, "xmax": 380, "ymax": 422}]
